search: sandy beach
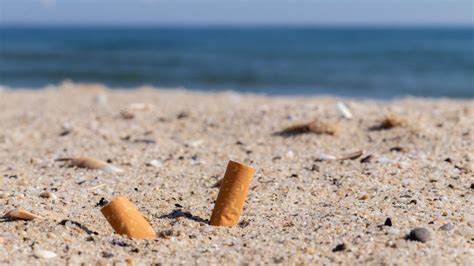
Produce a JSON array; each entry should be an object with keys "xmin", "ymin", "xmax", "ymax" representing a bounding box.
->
[{"xmin": 0, "ymin": 83, "xmax": 473, "ymax": 265}]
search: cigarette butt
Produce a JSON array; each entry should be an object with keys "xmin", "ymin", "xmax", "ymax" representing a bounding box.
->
[
  {"xmin": 100, "ymin": 196, "xmax": 155, "ymax": 240},
  {"xmin": 210, "ymin": 160, "xmax": 255, "ymax": 227}
]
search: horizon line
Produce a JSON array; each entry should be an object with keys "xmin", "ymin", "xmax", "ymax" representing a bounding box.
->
[{"xmin": 1, "ymin": 22, "xmax": 473, "ymax": 29}]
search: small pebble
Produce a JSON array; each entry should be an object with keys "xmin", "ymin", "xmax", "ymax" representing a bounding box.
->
[
  {"xmin": 33, "ymin": 250, "xmax": 57, "ymax": 259},
  {"xmin": 332, "ymin": 243, "xmax": 346, "ymax": 252},
  {"xmin": 360, "ymin": 154, "xmax": 374, "ymax": 163},
  {"xmin": 39, "ymin": 191, "xmax": 58, "ymax": 200},
  {"xmin": 440, "ymin": 223, "xmax": 454, "ymax": 231},
  {"xmin": 384, "ymin": 218, "xmax": 392, "ymax": 226},
  {"xmin": 96, "ymin": 197, "xmax": 108, "ymax": 207},
  {"xmin": 407, "ymin": 227, "xmax": 431, "ymax": 243},
  {"xmin": 94, "ymin": 93, "xmax": 107, "ymax": 105},
  {"xmin": 102, "ymin": 252, "xmax": 114, "ymax": 258},
  {"xmin": 120, "ymin": 110, "xmax": 135, "ymax": 119}
]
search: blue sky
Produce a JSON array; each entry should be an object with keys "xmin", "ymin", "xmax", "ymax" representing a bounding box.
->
[{"xmin": 0, "ymin": 0, "xmax": 473, "ymax": 26}]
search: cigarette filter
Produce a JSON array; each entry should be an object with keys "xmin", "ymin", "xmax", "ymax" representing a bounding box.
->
[
  {"xmin": 100, "ymin": 196, "xmax": 156, "ymax": 240},
  {"xmin": 210, "ymin": 160, "xmax": 255, "ymax": 227}
]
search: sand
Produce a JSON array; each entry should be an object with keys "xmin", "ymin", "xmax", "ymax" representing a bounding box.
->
[{"xmin": 0, "ymin": 83, "xmax": 473, "ymax": 265}]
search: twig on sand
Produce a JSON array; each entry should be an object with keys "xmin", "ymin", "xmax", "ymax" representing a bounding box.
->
[{"xmin": 275, "ymin": 120, "xmax": 338, "ymax": 136}]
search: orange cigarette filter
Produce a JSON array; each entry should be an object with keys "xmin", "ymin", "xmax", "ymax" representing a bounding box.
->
[
  {"xmin": 100, "ymin": 196, "xmax": 156, "ymax": 240},
  {"xmin": 210, "ymin": 160, "xmax": 255, "ymax": 227}
]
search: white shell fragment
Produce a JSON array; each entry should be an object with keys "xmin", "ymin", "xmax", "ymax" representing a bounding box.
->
[
  {"xmin": 147, "ymin": 159, "xmax": 163, "ymax": 168},
  {"xmin": 33, "ymin": 250, "xmax": 57, "ymax": 259},
  {"xmin": 337, "ymin": 101, "xmax": 353, "ymax": 119},
  {"xmin": 3, "ymin": 209, "xmax": 43, "ymax": 220},
  {"xmin": 315, "ymin": 154, "xmax": 337, "ymax": 161},
  {"xmin": 316, "ymin": 150, "xmax": 364, "ymax": 162}
]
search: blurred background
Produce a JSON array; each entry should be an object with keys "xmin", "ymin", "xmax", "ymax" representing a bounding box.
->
[{"xmin": 0, "ymin": 0, "xmax": 473, "ymax": 98}]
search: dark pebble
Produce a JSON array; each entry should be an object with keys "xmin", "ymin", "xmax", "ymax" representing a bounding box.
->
[
  {"xmin": 96, "ymin": 197, "xmax": 108, "ymax": 207},
  {"xmin": 470, "ymin": 183, "xmax": 474, "ymax": 189},
  {"xmin": 110, "ymin": 239, "xmax": 129, "ymax": 247},
  {"xmin": 101, "ymin": 251, "xmax": 114, "ymax": 258},
  {"xmin": 440, "ymin": 223, "xmax": 454, "ymax": 231},
  {"xmin": 384, "ymin": 218, "xmax": 392, "ymax": 226},
  {"xmin": 332, "ymin": 243, "xmax": 346, "ymax": 252},
  {"xmin": 360, "ymin": 155, "xmax": 374, "ymax": 163},
  {"xmin": 407, "ymin": 227, "xmax": 431, "ymax": 242}
]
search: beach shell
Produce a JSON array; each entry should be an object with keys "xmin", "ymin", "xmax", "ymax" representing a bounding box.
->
[
  {"xmin": 3, "ymin": 209, "xmax": 43, "ymax": 220},
  {"xmin": 337, "ymin": 102, "xmax": 353, "ymax": 119},
  {"xmin": 33, "ymin": 250, "xmax": 57, "ymax": 259},
  {"xmin": 58, "ymin": 156, "xmax": 123, "ymax": 173},
  {"xmin": 337, "ymin": 150, "xmax": 364, "ymax": 160}
]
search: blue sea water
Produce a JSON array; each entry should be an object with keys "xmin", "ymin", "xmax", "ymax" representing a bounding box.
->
[{"xmin": 0, "ymin": 26, "xmax": 473, "ymax": 98}]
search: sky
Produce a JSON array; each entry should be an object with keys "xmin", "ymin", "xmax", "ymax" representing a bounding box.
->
[{"xmin": 0, "ymin": 0, "xmax": 473, "ymax": 26}]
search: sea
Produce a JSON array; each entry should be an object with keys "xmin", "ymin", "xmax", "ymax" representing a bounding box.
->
[{"xmin": 0, "ymin": 26, "xmax": 473, "ymax": 98}]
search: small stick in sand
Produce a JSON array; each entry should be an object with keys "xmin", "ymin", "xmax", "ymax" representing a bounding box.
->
[
  {"xmin": 276, "ymin": 120, "xmax": 338, "ymax": 136},
  {"xmin": 56, "ymin": 156, "xmax": 123, "ymax": 173},
  {"xmin": 100, "ymin": 196, "xmax": 156, "ymax": 240},
  {"xmin": 210, "ymin": 160, "xmax": 255, "ymax": 227},
  {"xmin": 3, "ymin": 209, "xmax": 43, "ymax": 221}
]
